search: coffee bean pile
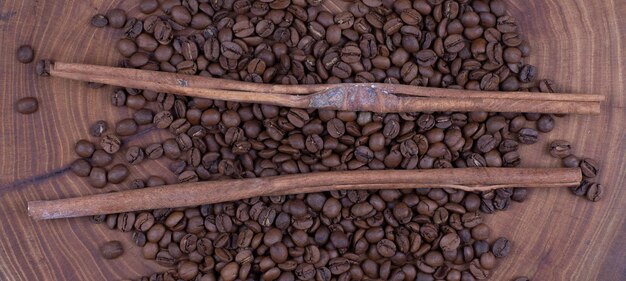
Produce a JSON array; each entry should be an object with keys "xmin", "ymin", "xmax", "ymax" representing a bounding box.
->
[
  {"xmin": 52, "ymin": 0, "xmax": 598, "ymax": 280},
  {"xmin": 93, "ymin": 189, "xmax": 517, "ymax": 281}
]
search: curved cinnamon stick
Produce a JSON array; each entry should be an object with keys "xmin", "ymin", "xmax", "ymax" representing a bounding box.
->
[
  {"xmin": 28, "ymin": 168, "xmax": 581, "ymax": 220},
  {"xmin": 49, "ymin": 62, "xmax": 603, "ymax": 114}
]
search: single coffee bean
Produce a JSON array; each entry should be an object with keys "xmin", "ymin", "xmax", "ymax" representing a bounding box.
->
[
  {"xmin": 586, "ymin": 182, "xmax": 604, "ymax": 202},
  {"xmin": 15, "ymin": 97, "xmax": 39, "ymax": 114},
  {"xmin": 549, "ymin": 140, "xmax": 571, "ymax": 158},
  {"xmin": 75, "ymin": 139, "xmax": 96, "ymax": 158},
  {"xmin": 70, "ymin": 159, "xmax": 92, "ymax": 177},
  {"xmin": 444, "ymin": 34, "xmax": 466, "ymax": 53},
  {"xmin": 491, "ymin": 237, "xmax": 511, "ymax": 258},
  {"xmin": 580, "ymin": 158, "xmax": 600, "ymax": 178},
  {"xmin": 100, "ymin": 240, "xmax": 124, "ymax": 259},
  {"xmin": 139, "ymin": 0, "xmax": 159, "ymax": 14},
  {"xmin": 126, "ymin": 146, "xmax": 145, "ymax": 165},
  {"xmin": 536, "ymin": 114, "xmax": 555, "ymax": 132},
  {"xmin": 327, "ymin": 118, "xmax": 345, "ymax": 138},
  {"xmin": 16, "ymin": 45, "xmax": 35, "ymax": 63},
  {"xmin": 517, "ymin": 128, "xmax": 538, "ymax": 144},
  {"xmin": 511, "ymin": 188, "xmax": 528, "ymax": 202},
  {"xmin": 376, "ymin": 239, "xmax": 397, "ymax": 257},
  {"xmin": 90, "ymin": 120, "xmax": 108, "ymax": 137},
  {"xmin": 106, "ymin": 9, "xmax": 127, "ymax": 28},
  {"xmin": 108, "ymin": 164, "xmax": 130, "ymax": 184},
  {"xmin": 154, "ymin": 111, "xmax": 174, "ymax": 129},
  {"xmin": 116, "ymin": 118, "xmax": 139, "ymax": 136},
  {"xmin": 519, "ymin": 64, "xmax": 537, "ymax": 82},
  {"xmin": 90, "ymin": 149, "xmax": 113, "ymax": 167},
  {"xmin": 146, "ymin": 143, "xmax": 164, "ymax": 159},
  {"xmin": 570, "ymin": 178, "xmax": 593, "ymax": 196},
  {"xmin": 100, "ymin": 134, "xmax": 121, "ymax": 154},
  {"xmin": 91, "ymin": 14, "xmax": 109, "ymax": 27},
  {"xmin": 88, "ymin": 167, "xmax": 107, "ymax": 188},
  {"xmin": 440, "ymin": 232, "xmax": 461, "ymax": 252},
  {"xmin": 562, "ymin": 155, "xmax": 580, "ymax": 168}
]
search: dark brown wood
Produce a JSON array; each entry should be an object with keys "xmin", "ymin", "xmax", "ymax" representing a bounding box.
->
[
  {"xmin": 28, "ymin": 168, "xmax": 582, "ymax": 220},
  {"xmin": 0, "ymin": 0, "xmax": 625, "ymax": 281},
  {"xmin": 50, "ymin": 62, "xmax": 604, "ymax": 114}
]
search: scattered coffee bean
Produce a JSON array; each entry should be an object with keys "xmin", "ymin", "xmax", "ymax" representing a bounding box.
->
[
  {"xmin": 90, "ymin": 120, "xmax": 108, "ymax": 137},
  {"xmin": 91, "ymin": 14, "xmax": 108, "ymax": 28},
  {"xmin": 580, "ymin": 158, "xmax": 600, "ymax": 178},
  {"xmin": 586, "ymin": 182, "xmax": 604, "ymax": 202},
  {"xmin": 75, "ymin": 139, "xmax": 96, "ymax": 158},
  {"xmin": 549, "ymin": 140, "xmax": 571, "ymax": 158},
  {"xmin": 70, "ymin": 159, "xmax": 91, "ymax": 177},
  {"xmin": 108, "ymin": 164, "xmax": 130, "ymax": 184},
  {"xmin": 100, "ymin": 240, "xmax": 124, "ymax": 259},
  {"xmin": 16, "ymin": 45, "xmax": 34, "ymax": 63},
  {"xmin": 15, "ymin": 97, "xmax": 39, "ymax": 114},
  {"xmin": 100, "ymin": 134, "xmax": 121, "ymax": 154},
  {"xmin": 88, "ymin": 167, "xmax": 108, "ymax": 188}
]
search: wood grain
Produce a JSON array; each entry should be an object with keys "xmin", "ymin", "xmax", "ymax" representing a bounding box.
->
[{"xmin": 0, "ymin": 0, "xmax": 624, "ymax": 281}]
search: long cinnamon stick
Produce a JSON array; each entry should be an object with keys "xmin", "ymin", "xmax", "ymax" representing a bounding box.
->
[
  {"xmin": 49, "ymin": 62, "xmax": 603, "ymax": 114},
  {"xmin": 28, "ymin": 168, "xmax": 581, "ymax": 220}
]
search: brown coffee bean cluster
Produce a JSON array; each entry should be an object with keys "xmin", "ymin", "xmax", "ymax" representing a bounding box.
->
[
  {"xmin": 97, "ymin": 189, "xmax": 514, "ymax": 281},
  {"xmin": 69, "ymin": 124, "xmax": 131, "ymax": 188},
  {"xmin": 103, "ymin": 0, "xmax": 549, "ymax": 91},
  {"xmin": 548, "ymin": 140, "xmax": 604, "ymax": 201},
  {"xmin": 76, "ymin": 0, "xmax": 557, "ymax": 193},
  {"xmin": 68, "ymin": 0, "xmax": 602, "ymax": 280}
]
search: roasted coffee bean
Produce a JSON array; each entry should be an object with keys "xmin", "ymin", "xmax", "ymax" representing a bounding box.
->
[
  {"xmin": 16, "ymin": 45, "xmax": 35, "ymax": 63},
  {"xmin": 154, "ymin": 111, "xmax": 174, "ymax": 129},
  {"xmin": 517, "ymin": 128, "xmax": 538, "ymax": 144},
  {"xmin": 536, "ymin": 114, "xmax": 555, "ymax": 132},
  {"xmin": 15, "ymin": 97, "xmax": 39, "ymax": 114},
  {"xmin": 571, "ymin": 178, "xmax": 593, "ymax": 197},
  {"xmin": 145, "ymin": 143, "xmax": 164, "ymax": 159},
  {"xmin": 116, "ymin": 118, "xmax": 139, "ymax": 136},
  {"xmin": 562, "ymin": 155, "xmax": 580, "ymax": 168},
  {"xmin": 90, "ymin": 149, "xmax": 113, "ymax": 167},
  {"xmin": 491, "ymin": 237, "xmax": 511, "ymax": 258},
  {"xmin": 586, "ymin": 183, "xmax": 604, "ymax": 202},
  {"xmin": 90, "ymin": 120, "xmax": 108, "ymax": 137},
  {"xmin": 70, "ymin": 159, "xmax": 92, "ymax": 177},
  {"xmin": 580, "ymin": 158, "xmax": 600, "ymax": 178},
  {"xmin": 100, "ymin": 134, "xmax": 121, "ymax": 154},
  {"xmin": 106, "ymin": 9, "xmax": 126, "ymax": 28},
  {"xmin": 74, "ymin": 139, "xmax": 95, "ymax": 158},
  {"xmin": 107, "ymin": 164, "xmax": 129, "ymax": 184},
  {"xmin": 88, "ymin": 167, "xmax": 107, "ymax": 188},
  {"xmin": 91, "ymin": 14, "xmax": 109, "ymax": 28},
  {"xmin": 139, "ymin": 0, "xmax": 159, "ymax": 14},
  {"xmin": 100, "ymin": 240, "xmax": 124, "ymax": 259},
  {"xmin": 549, "ymin": 140, "xmax": 571, "ymax": 158}
]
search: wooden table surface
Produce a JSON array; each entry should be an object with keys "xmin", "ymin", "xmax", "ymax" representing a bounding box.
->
[{"xmin": 0, "ymin": 1, "xmax": 624, "ymax": 280}]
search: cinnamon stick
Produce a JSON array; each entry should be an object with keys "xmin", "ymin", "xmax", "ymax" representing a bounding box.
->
[
  {"xmin": 49, "ymin": 62, "xmax": 603, "ymax": 114},
  {"xmin": 28, "ymin": 168, "xmax": 581, "ymax": 220}
]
